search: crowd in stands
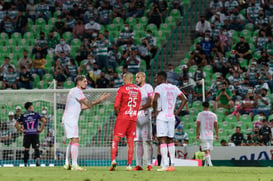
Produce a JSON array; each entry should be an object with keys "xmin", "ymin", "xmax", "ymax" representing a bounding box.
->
[
  {"xmin": 0, "ymin": 0, "xmax": 185, "ymax": 89},
  {"xmin": 167, "ymin": 0, "xmax": 273, "ymax": 146}
]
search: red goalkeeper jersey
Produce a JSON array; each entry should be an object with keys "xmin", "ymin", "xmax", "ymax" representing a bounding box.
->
[{"xmin": 114, "ymin": 83, "xmax": 141, "ymax": 121}]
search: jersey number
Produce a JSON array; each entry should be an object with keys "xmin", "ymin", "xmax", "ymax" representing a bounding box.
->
[
  {"xmin": 205, "ymin": 120, "xmax": 213, "ymax": 131},
  {"xmin": 128, "ymin": 97, "xmax": 137, "ymax": 107},
  {"xmin": 26, "ymin": 121, "xmax": 35, "ymax": 130}
]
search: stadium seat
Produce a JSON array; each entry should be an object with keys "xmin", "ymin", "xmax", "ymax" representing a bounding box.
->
[
  {"xmin": 192, "ymin": 100, "xmax": 202, "ymax": 111},
  {"xmin": 63, "ymin": 80, "xmax": 75, "ymax": 89},
  {"xmin": 112, "ymin": 17, "xmax": 124, "ymax": 30},
  {"xmin": 62, "ymin": 31, "xmax": 73, "ymax": 42},
  {"xmin": 165, "ymin": 16, "xmax": 176, "ymax": 28},
  {"xmin": 0, "ymin": 32, "xmax": 9, "ymax": 40},
  {"xmin": 239, "ymin": 114, "xmax": 251, "ymax": 123},
  {"xmin": 146, "ymin": 23, "xmax": 158, "ymax": 32},
  {"xmin": 70, "ymin": 38, "xmax": 81, "ymax": 48},
  {"xmin": 159, "ymin": 23, "xmax": 171, "ymax": 34},
  {"xmin": 138, "ymin": 16, "xmax": 148, "ymax": 25},
  {"xmin": 170, "ymin": 9, "xmax": 181, "ymax": 22},
  {"xmin": 126, "ymin": 17, "xmax": 137, "ymax": 26}
]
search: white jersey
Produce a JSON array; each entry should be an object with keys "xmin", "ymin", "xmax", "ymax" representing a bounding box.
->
[
  {"xmin": 155, "ymin": 83, "xmax": 183, "ymax": 121},
  {"xmin": 62, "ymin": 87, "xmax": 86, "ymax": 123},
  {"xmin": 197, "ymin": 111, "xmax": 217, "ymax": 140},
  {"xmin": 137, "ymin": 83, "xmax": 153, "ymax": 119}
]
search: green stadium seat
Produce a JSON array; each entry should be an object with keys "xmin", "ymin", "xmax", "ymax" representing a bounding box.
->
[
  {"xmin": 159, "ymin": 23, "xmax": 171, "ymax": 34},
  {"xmin": 62, "ymin": 31, "xmax": 73, "ymax": 42},
  {"xmin": 138, "ymin": 16, "xmax": 148, "ymax": 25},
  {"xmin": 48, "ymin": 17, "xmax": 57, "ymax": 26},
  {"xmin": 165, "ymin": 16, "xmax": 176, "ymax": 28},
  {"xmin": 192, "ymin": 100, "xmax": 202, "ymax": 110},
  {"xmin": 11, "ymin": 32, "xmax": 22, "ymax": 40},
  {"xmin": 70, "ymin": 38, "xmax": 81, "ymax": 48},
  {"xmin": 112, "ymin": 17, "xmax": 124, "ymax": 30},
  {"xmin": 170, "ymin": 9, "xmax": 181, "ymax": 21},
  {"xmin": 146, "ymin": 23, "xmax": 158, "ymax": 32},
  {"xmin": 35, "ymin": 18, "xmax": 46, "ymax": 29},
  {"xmin": 63, "ymin": 80, "xmax": 75, "ymax": 89},
  {"xmin": 23, "ymin": 32, "xmax": 35, "ymax": 40},
  {"xmin": 0, "ymin": 32, "xmax": 9, "ymax": 40},
  {"xmin": 126, "ymin": 17, "xmax": 137, "ymax": 26},
  {"xmin": 107, "ymin": 24, "xmax": 119, "ymax": 32},
  {"xmin": 239, "ymin": 114, "xmax": 251, "ymax": 122}
]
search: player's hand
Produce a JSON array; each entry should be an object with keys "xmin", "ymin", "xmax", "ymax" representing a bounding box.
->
[
  {"xmin": 215, "ymin": 136, "xmax": 219, "ymax": 142},
  {"xmin": 98, "ymin": 93, "xmax": 110, "ymax": 103},
  {"xmin": 152, "ymin": 111, "xmax": 159, "ymax": 118},
  {"xmin": 196, "ymin": 135, "xmax": 199, "ymax": 142},
  {"xmin": 38, "ymin": 129, "xmax": 43, "ymax": 133}
]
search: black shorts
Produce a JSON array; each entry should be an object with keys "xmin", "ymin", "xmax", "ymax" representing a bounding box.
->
[{"xmin": 23, "ymin": 134, "xmax": 40, "ymax": 149}]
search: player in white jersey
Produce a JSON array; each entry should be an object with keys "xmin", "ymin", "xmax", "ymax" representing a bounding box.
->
[
  {"xmin": 196, "ymin": 101, "xmax": 218, "ymax": 166},
  {"xmin": 153, "ymin": 71, "xmax": 187, "ymax": 171},
  {"xmin": 133, "ymin": 72, "xmax": 153, "ymax": 171},
  {"xmin": 62, "ymin": 75, "xmax": 109, "ymax": 171}
]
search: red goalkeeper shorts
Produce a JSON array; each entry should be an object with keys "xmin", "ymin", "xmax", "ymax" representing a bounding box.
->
[{"xmin": 113, "ymin": 119, "xmax": 136, "ymax": 138}]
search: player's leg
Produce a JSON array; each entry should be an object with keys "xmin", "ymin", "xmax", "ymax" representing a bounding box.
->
[
  {"xmin": 64, "ymin": 141, "xmax": 72, "ymax": 169},
  {"xmin": 126, "ymin": 120, "xmax": 137, "ymax": 171},
  {"xmin": 111, "ymin": 135, "xmax": 121, "ymax": 165},
  {"xmin": 143, "ymin": 120, "xmax": 153, "ymax": 171},
  {"xmin": 156, "ymin": 119, "xmax": 169, "ymax": 171},
  {"xmin": 204, "ymin": 140, "xmax": 213, "ymax": 166},
  {"xmin": 23, "ymin": 135, "xmax": 31, "ymax": 167},
  {"xmin": 33, "ymin": 135, "xmax": 41, "ymax": 166},
  {"xmin": 166, "ymin": 120, "xmax": 175, "ymax": 171},
  {"xmin": 133, "ymin": 121, "xmax": 144, "ymax": 170}
]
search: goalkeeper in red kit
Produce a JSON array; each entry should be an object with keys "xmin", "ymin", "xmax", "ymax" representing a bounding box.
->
[{"xmin": 110, "ymin": 72, "xmax": 141, "ymax": 171}]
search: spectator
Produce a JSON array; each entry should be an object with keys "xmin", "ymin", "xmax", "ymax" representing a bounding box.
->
[
  {"xmin": 18, "ymin": 66, "xmax": 33, "ymax": 89},
  {"xmin": 220, "ymin": 139, "xmax": 235, "ymax": 146},
  {"xmin": 171, "ymin": 0, "xmax": 184, "ymax": 16},
  {"xmin": 1, "ymin": 15, "xmax": 15, "ymax": 37},
  {"xmin": 126, "ymin": 47, "xmax": 141, "ymax": 74},
  {"xmin": 26, "ymin": 0, "xmax": 37, "ymax": 22},
  {"xmin": 200, "ymin": 33, "xmax": 214, "ymax": 63},
  {"xmin": 72, "ymin": 19, "xmax": 85, "ymax": 40},
  {"xmin": 255, "ymin": 29, "xmax": 269, "ymax": 51},
  {"xmin": 208, "ymin": 0, "xmax": 223, "ymax": 18},
  {"xmin": 212, "ymin": 47, "xmax": 228, "ymax": 74},
  {"xmin": 111, "ymin": 0, "xmax": 125, "ymax": 19},
  {"xmin": 2, "ymin": 65, "xmax": 19, "ymax": 89},
  {"xmin": 14, "ymin": 10, "xmax": 28, "ymax": 35},
  {"xmin": 0, "ymin": 57, "xmax": 15, "ymax": 80},
  {"xmin": 14, "ymin": 106, "xmax": 22, "ymax": 120},
  {"xmin": 246, "ymin": 0, "xmax": 262, "ymax": 23},
  {"xmin": 245, "ymin": 62, "xmax": 258, "ymax": 87},
  {"xmin": 244, "ymin": 132, "xmax": 256, "ymax": 146},
  {"xmin": 219, "ymin": 26, "xmax": 232, "ymax": 53},
  {"xmin": 116, "ymin": 23, "xmax": 134, "ymax": 47},
  {"xmin": 188, "ymin": 43, "xmax": 208, "ymax": 67},
  {"xmin": 126, "ymin": 0, "xmax": 145, "ymax": 18},
  {"xmin": 32, "ymin": 52, "xmax": 46, "ymax": 80},
  {"xmin": 54, "ymin": 15, "xmax": 66, "ymax": 36},
  {"xmin": 234, "ymin": 36, "xmax": 252, "ymax": 63},
  {"xmin": 62, "ymin": 0, "xmax": 74, "ymax": 15},
  {"xmin": 166, "ymin": 64, "xmax": 180, "ymax": 86},
  {"xmin": 96, "ymin": 71, "xmax": 110, "ymax": 88},
  {"xmin": 259, "ymin": 119, "xmax": 272, "ymax": 145},
  {"xmin": 157, "ymin": 0, "xmax": 169, "ymax": 22},
  {"xmin": 112, "ymin": 71, "xmax": 123, "ymax": 88},
  {"xmin": 32, "ymin": 32, "xmax": 48, "ymax": 59},
  {"xmin": 253, "ymin": 112, "xmax": 266, "ymax": 129},
  {"xmin": 87, "ymin": 62, "xmax": 101, "ymax": 83},
  {"xmin": 41, "ymin": 107, "xmax": 52, "ymax": 130},
  {"xmin": 230, "ymin": 126, "xmax": 245, "ymax": 146},
  {"xmin": 147, "ymin": 2, "xmax": 162, "ymax": 29},
  {"xmin": 194, "ymin": 15, "xmax": 211, "ymax": 38},
  {"xmin": 108, "ymin": 46, "xmax": 121, "ymax": 71},
  {"xmin": 40, "ymin": 129, "xmax": 54, "ymax": 159},
  {"xmin": 223, "ymin": 0, "xmax": 239, "ymax": 16},
  {"xmin": 91, "ymin": 33, "xmax": 110, "ymax": 70},
  {"xmin": 213, "ymin": 81, "xmax": 234, "ymax": 112},
  {"xmin": 192, "ymin": 81, "xmax": 204, "ymax": 101},
  {"xmin": 36, "ymin": 0, "xmax": 50, "ymax": 22},
  {"xmin": 47, "ymin": 30, "xmax": 59, "ymax": 54},
  {"xmin": 253, "ymin": 88, "xmax": 271, "ymax": 117},
  {"xmin": 0, "ymin": 122, "xmax": 13, "ymax": 146},
  {"xmin": 83, "ymin": 2, "xmax": 98, "ymax": 24},
  {"xmin": 84, "ymin": 16, "xmax": 101, "ymax": 37},
  {"xmin": 53, "ymin": 66, "xmax": 66, "ymax": 89},
  {"xmin": 97, "ymin": 0, "xmax": 112, "ymax": 25},
  {"xmin": 76, "ymin": 37, "xmax": 92, "ymax": 65},
  {"xmin": 64, "ymin": 13, "xmax": 76, "ymax": 32},
  {"xmin": 18, "ymin": 49, "xmax": 32, "ymax": 71},
  {"xmin": 174, "ymin": 125, "xmax": 189, "ymax": 146},
  {"xmin": 254, "ymin": 9, "xmax": 269, "ymax": 30},
  {"xmin": 70, "ymin": 4, "xmax": 83, "ymax": 20},
  {"xmin": 65, "ymin": 58, "xmax": 78, "ymax": 81},
  {"xmin": 228, "ymin": 7, "xmax": 245, "ymax": 31},
  {"xmin": 54, "ymin": 38, "xmax": 71, "ymax": 60},
  {"xmin": 238, "ymin": 91, "xmax": 255, "ymax": 118},
  {"xmin": 78, "ymin": 54, "xmax": 95, "ymax": 75}
]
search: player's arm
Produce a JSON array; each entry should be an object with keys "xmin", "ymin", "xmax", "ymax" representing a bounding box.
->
[
  {"xmin": 214, "ymin": 121, "xmax": 219, "ymax": 141},
  {"xmin": 174, "ymin": 93, "xmax": 187, "ymax": 115},
  {"xmin": 196, "ymin": 121, "xmax": 200, "ymax": 142},
  {"xmin": 15, "ymin": 121, "xmax": 24, "ymax": 133},
  {"xmin": 140, "ymin": 96, "xmax": 152, "ymax": 110},
  {"xmin": 114, "ymin": 89, "xmax": 122, "ymax": 116},
  {"xmin": 152, "ymin": 93, "xmax": 160, "ymax": 117},
  {"xmin": 80, "ymin": 93, "xmax": 110, "ymax": 110},
  {"xmin": 38, "ymin": 117, "xmax": 47, "ymax": 133}
]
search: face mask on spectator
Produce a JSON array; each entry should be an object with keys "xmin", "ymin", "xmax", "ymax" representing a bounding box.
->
[
  {"xmin": 124, "ymin": 27, "xmax": 129, "ymax": 31},
  {"xmin": 204, "ymin": 37, "xmax": 209, "ymax": 41},
  {"xmin": 90, "ymin": 20, "xmax": 94, "ymax": 25},
  {"xmin": 61, "ymin": 41, "xmax": 65, "ymax": 45}
]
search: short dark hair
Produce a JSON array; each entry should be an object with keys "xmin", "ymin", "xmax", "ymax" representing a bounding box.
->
[
  {"xmin": 202, "ymin": 101, "xmax": 209, "ymax": 108},
  {"xmin": 24, "ymin": 102, "xmax": 33, "ymax": 110},
  {"xmin": 75, "ymin": 75, "xmax": 86, "ymax": 84},
  {"xmin": 157, "ymin": 71, "xmax": 167, "ymax": 80}
]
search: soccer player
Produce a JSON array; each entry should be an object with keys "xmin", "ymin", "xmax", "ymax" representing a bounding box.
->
[
  {"xmin": 196, "ymin": 101, "xmax": 219, "ymax": 166},
  {"xmin": 153, "ymin": 71, "xmax": 187, "ymax": 171},
  {"xmin": 133, "ymin": 72, "xmax": 153, "ymax": 171},
  {"xmin": 62, "ymin": 75, "xmax": 110, "ymax": 171},
  {"xmin": 15, "ymin": 102, "xmax": 47, "ymax": 167},
  {"xmin": 110, "ymin": 72, "xmax": 141, "ymax": 171}
]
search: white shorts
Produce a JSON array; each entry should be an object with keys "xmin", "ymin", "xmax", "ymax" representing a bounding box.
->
[
  {"xmin": 135, "ymin": 116, "xmax": 152, "ymax": 141},
  {"xmin": 200, "ymin": 139, "xmax": 213, "ymax": 151},
  {"xmin": 63, "ymin": 121, "xmax": 79, "ymax": 139},
  {"xmin": 156, "ymin": 119, "xmax": 175, "ymax": 138}
]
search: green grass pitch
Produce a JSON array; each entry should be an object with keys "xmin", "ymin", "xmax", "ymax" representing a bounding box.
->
[{"xmin": 0, "ymin": 166, "xmax": 272, "ymax": 181}]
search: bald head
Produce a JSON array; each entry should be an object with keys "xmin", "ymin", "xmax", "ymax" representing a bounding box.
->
[
  {"xmin": 136, "ymin": 72, "xmax": 146, "ymax": 86},
  {"xmin": 123, "ymin": 72, "xmax": 133, "ymax": 84}
]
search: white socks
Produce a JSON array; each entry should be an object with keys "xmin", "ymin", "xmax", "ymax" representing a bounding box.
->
[{"xmin": 135, "ymin": 141, "xmax": 144, "ymax": 166}]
